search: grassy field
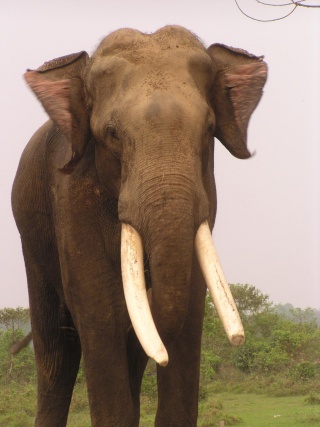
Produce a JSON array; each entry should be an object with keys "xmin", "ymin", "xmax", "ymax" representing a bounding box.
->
[
  {"xmin": 1, "ymin": 381, "xmax": 320, "ymax": 427},
  {"xmin": 2, "ymin": 293, "xmax": 319, "ymax": 425},
  {"xmin": 198, "ymin": 392, "xmax": 320, "ymax": 426}
]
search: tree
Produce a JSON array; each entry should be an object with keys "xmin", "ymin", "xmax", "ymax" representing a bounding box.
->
[
  {"xmin": 229, "ymin": 284, "xmax": 272, "ymax": 319},
  {"xmin": 0, "ymin": 330, "xmax": 35, "ymax": 383},
  {"xmin": 202, "ymin": 284, "xmax": 320, "ymax": 377},
  {"xmin": 0, "ymin": 307, "xmax": 30, "ymax": 333},
  {"xmin": 0, "ymin": 308, "xmax": 34, "ymax": 383}
]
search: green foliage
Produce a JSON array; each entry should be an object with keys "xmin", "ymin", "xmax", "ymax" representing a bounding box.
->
[
  {"xmin": 276, "ymin": 304, "xmax": 320, "ymax": 327},
  {"xmin": 233, "ymin": 338, "xmax": 291, "ymax": 374},
  {"xmin": 0, "ymin": 307, "xmax": 30, "ymax": 332},
  {"xmin": 290, "ymin": 362, "xmax": 317, "ymax": 381},
  {"xmin": 198, "ymin": 397, "xmax": 242, "ymax": 426},
  {"xmin": 1, "ymin": 284, "xmax": 320, "ymax": 425},
  {"xmin": 0, "ymin": 307, "xmax": 34, "ymax": 385},
  {"xmin": 0, "ymin": 382, "xmax": 36, "ymax": 426},
  {"xmin": 253, "ymin": 344, "xmax": 290, "ymax": 372},
  {"xmin": 232, "ymin": 341, "xmax": 256, "ymax": 372},
  {"xmin": 3, "ymin": 383, "xmax": 320, "ymax": 427},
  {"xmin": 229, "ymin": 284, "xmax": 272, "ymax": 318},
  {"xmin": 141, "ymin": 361, "xmax": 157, "ymax": 398},
  {"xmin": 202, "ymin": 284, "xmax": 320, "ymax": 390},
  {"xmin": 201, "ymin": 351, "xmax": 222, "ymax": 380},
  {"xmin": 305, "ymin": 394, "xmax": 320, "ymax": 405},
  {"xmin": 0, "ymin": 329, "xmax": 35, "ymax": 383},
  {"xmin": 271, "ymin": 329, "xmax": 306, "ymax": 356}
]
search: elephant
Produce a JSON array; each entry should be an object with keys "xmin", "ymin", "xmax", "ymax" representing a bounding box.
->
[{"xmin": 12, "ymin": 25, "xmax": 267, "ymax": 426}]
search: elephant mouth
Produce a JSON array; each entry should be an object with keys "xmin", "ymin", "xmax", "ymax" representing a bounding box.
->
[{"xmin": 121, "ymin": 221, "xmax": 245, "ymax": 366}]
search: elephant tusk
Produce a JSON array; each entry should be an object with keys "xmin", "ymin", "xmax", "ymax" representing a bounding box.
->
[
  {"xmin": 195, "ymin": 221, "xmax": 245, "ymax": 346},
  {"xmin": 121, "ymin": 223, "xmax": 169, "ymax": 366}
]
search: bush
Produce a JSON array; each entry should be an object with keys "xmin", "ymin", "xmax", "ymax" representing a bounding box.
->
[
  {"xmin": 305, "ymin": 393, "xmax": 320, "ymax": 405},
  {"xmin": 141, "ymin": 361, "xmax": 157, "ymax": 398},
  {"xmin": 271, "ymin": 329, "xmax": 308, "ymax": 356},
  {"xmin": 290, "ymin": 362, "xmax": 317, "ymax": 381},
  {"xmin": 201, "ymin": 351, "xmax": 221, "ymax": 380},
  {"xmin": 253, "ymin": 345, "xmax": 290, "ymax": 372},
  {"xmin": 232, "ymin": 343, "xmax": 256, "ymax": 373},
  {"xmin": 0, "ymin": 329, "xmax": 35, "ymax": 384}
]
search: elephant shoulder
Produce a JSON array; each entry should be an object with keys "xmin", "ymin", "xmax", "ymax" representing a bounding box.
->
[
  {"xmin": 18, "ymin": 120, "xmax": 55, "ymax": 166},
  {"xmin": 16, "ymin": 120, "xmax": 71, "ymax": 177},
  {"xmin": 12, "ymin": 120, "xmax": 57, "ymax": 222}
]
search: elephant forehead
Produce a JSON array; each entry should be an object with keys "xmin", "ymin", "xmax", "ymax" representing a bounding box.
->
[
  {"xmin": 126, "ymin": 89, "xmax": 208, "ymax": 138},
  {"xmin": 152, "ymin": 25, "xmax": 205, "ymax": 51},
  {"xmin": 89, "ymin": 54, "xmax": 206, "ymax": 101},
  {"xmin": 93, "ymin": 25, "xmax": 206, "ymax": 64},
  {"xmin": 89, "ymin": 56, "xmax": 131, "ymax": 79},
  {"xmin": 87, "ymin": 55, "xmax": 133, "ymax": 98},
  {"xmin": 94, "ymin": 28, "xmax": 148, "ymax": 59},
  {"xmin": 143, "ymin": 95, "xmax": 183, "ymax": 122}
]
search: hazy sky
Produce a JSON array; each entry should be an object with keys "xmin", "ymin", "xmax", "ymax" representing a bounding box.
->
[{"xmin": 1, "ymin": 1, "xmax": 319, "ymax": 309}]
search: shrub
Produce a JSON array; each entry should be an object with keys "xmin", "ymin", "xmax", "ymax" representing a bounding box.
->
[
  {"xmin": 0, "ymin": 329, "xmax": 35, "ymax": 384},
  {"xmin": 290, "ymin": 361, "xmax": 317, "ymax": 380},
  {"xmin": 271, "ymin": 329, "xmax": 308, "ymax": 356},
  {"xmin": 141, "ymin": 362, "xmax": 157, "ymax": 398},
  {"xmin": 232, "ymin": 343, "xmax": 256, "ymax": 373},
  {"xmin": 305, "ymin": 393, "xmax": 320, "ymax": 405},
  {"xmin": 201, "ymin": 351, "xmax": 221, "ymax": 380},
  {"xmin": 253, "ymin": 345, "xmax": 290, "ymax": 372}
]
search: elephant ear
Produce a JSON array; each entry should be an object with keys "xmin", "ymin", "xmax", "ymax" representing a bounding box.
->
[
  {"xmin": 24, "ymin": 51, "xmax": 89, "ymax": 173},
  {"xmin": 207, "ymin": 44, "xmax": 267, "ymax": 159}
]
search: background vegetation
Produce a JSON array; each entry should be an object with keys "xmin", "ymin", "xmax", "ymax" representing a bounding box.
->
[{"xmin": 1, "ymin": 285, "xmax": 319, "ymax": 426}]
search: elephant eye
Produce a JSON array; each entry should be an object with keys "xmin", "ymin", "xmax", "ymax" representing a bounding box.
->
[
  {"xmin": 104, "ymin": 123, "xmax": 122, "ymax": 159},
  {"xmin": 106, "ymin": 124, "xmax": 119, "ymax": 140}
]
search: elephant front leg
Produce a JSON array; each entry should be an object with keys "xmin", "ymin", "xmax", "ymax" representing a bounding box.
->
[
  {"xmin": 77, "ymin": 313, "xmax": 138, "ymax": 426},
  {"xmin": 65, "ymin": 266, "xmax": 139, "ymax": 427},
  {"xmin": 155, "ymin": 260, "xmax": 207, "ymax": 427},
  {"xmin": 21, "ymin": 242, "xmax": 81, "ymax": 427},
  {"xmin": 34, "ymin": 314, "xmax": 81, "ymax": 427}
]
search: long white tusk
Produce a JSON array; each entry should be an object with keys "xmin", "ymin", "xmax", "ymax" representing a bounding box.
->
[
  {"xmin": 195, "ymin": 221, "xmax": 245, "ymax": 346},
  {"xmin": 121, "ymin": 223, "xmax": 169, "ymax": 366}
]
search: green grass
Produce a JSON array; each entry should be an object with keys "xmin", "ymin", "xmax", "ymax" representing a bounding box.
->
[
  {"xmin": 1, "ymin": 381, "xmax": 320, "ymax": 426},
  {"xmin": 2, "ymin": 293, "xmax": 320, "ymax": 425},
  {"xmin": 0, "ymin": 382, "xmax": 36, "ymax": 427},
  {"xmin": 199, "ymin": 392, "xmax": 320, "ymax": 426}
]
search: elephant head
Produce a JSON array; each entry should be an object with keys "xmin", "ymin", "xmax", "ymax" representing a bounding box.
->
[{"xmin": 24, "ymin": 26, "xmax": 267, "ymax": 366}]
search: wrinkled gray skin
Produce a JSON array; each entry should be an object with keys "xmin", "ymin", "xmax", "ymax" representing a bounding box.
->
[{"xmin": 12, "ymin": 26, "xmax": 267, "ymax": 426}]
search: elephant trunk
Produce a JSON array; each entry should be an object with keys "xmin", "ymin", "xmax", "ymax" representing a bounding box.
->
[
  {"xmin": 119, "ymin": 158, "xmax": 245, "ymax": 366},
  {"xmin": 120, "ymin": 171, "xmax": 198, "ymax": 364},
  {"xmin": 145, "ymin": 199, "xmax": 195, "ymax": 345},
  {"xmin": 138, "ymin": 172, "xmax": 198, "ymax": 339}
]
